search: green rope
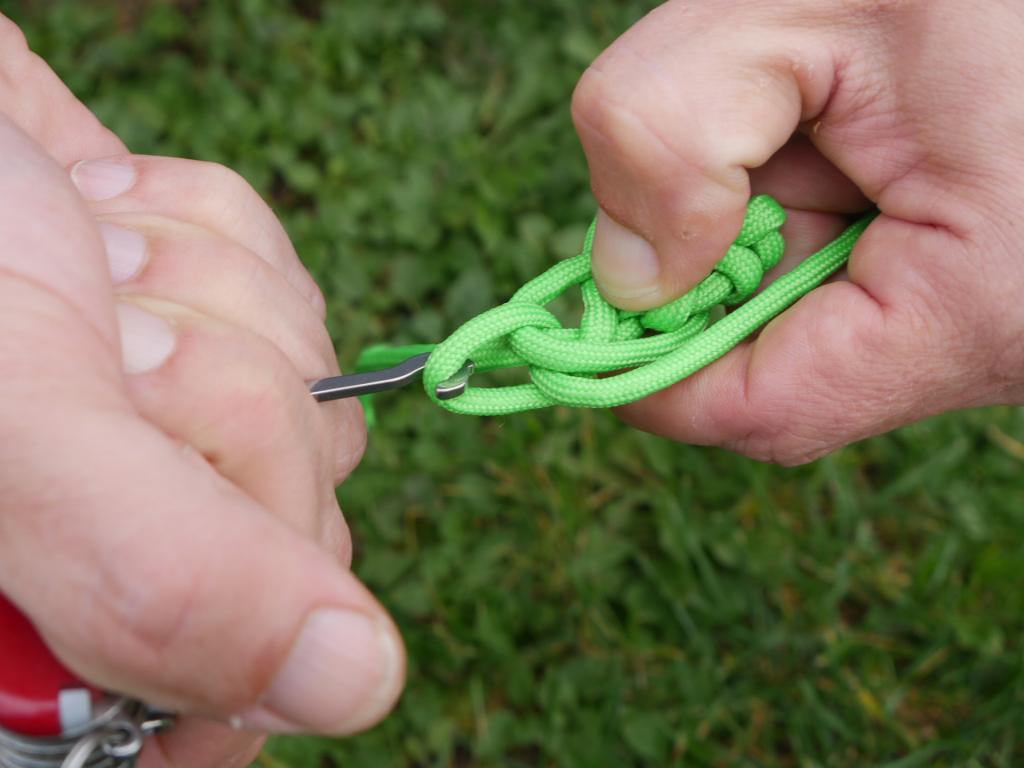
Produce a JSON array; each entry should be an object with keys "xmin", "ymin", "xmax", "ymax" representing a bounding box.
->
[{"xmin": 357, "ymin": 195, "xmax": 876, "ymax": 416}]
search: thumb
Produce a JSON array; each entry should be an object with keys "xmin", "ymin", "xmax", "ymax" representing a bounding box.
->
[
  {"xmin": 2, "ymin": 406, "xmax": 404, "ymax": 736},
  {"xmin": 571, "ymin": 5, "xmax": 837, "ymax": 309},
  {"xmin": 3, "ymin": 408, "xmax": 405, "ymax": 736}
]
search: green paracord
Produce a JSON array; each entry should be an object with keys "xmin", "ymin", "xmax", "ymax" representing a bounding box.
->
[{"xmin": 357, "ymin": 195, "xmax": 876, "ymax": 415}]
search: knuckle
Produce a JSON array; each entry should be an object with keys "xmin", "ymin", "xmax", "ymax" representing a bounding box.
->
[
  {"xmin": 572, "ymin": 55, "xmax": 737, "ymax": 218},
  {"xmin": 214, "ymin": 251, "xmax": 330, "ymax": 378},
  {"xmin": 571, "ymin": 56, "xmax": 660, "ymax": 158},
  {"xmin": 0, "ymin": 20, "xmax": 43, "ymax": 107},
  {"xmin": 195, "ymin": 160, "xmax": 265, "ymax": 220},
  {"xmin": 307, "ymin": 280, "xmax": 328, "ymax": 321},
  {"xmin": 571, "ymin": 62, "xmax": 645, "ymax": 155},
  {"xmin": 330, "ymin": 401, "xmax": 367, "ymax": 485},
  {"xmin": 219, "ymin": 370, "xmax": 295, "ymax": 452},
  {"xmin": 0, "ymin": 15, "xmax": 28, "ymax": 57},
  {"xmin": 90, "ymin": 544, "xmax": 205, "ymax": 670},
  {"xmin": 337, "ymin": 534, "xmax": 353, "ymax": 569},
  {"xmin": 185, "ymin": 343, "xmax": 301, "ymax": 470},
  {"xmin": 84, "ymin": 530, "xmax": 268, "ymax": 708},
  {"xmin": 291, "ymin": 318, "xmax": 336, "ymax": 379},
  {"xmin": 570, "ymin": 65, "xmax": 606, "ymax": 135},
  {"xmin": 571, "ymin": 64, "xmax": 677, "ymax": 219},
  {"xmin": 321, "ymin": 502, "xmax": 353, "ymax": 568},
  {"xmin": 198, "ymin": 159, "xmax": 251, "ymax": 193}
]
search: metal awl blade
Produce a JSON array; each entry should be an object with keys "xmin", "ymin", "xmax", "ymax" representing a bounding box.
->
[{"xmin": 309, "ymin": 353, "xmax": 473, "ymax": 403}]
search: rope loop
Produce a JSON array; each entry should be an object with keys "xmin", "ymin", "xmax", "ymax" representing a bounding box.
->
[{"xmin": 418, "ymin": 194, "xmax": 874, "ymax": 415}]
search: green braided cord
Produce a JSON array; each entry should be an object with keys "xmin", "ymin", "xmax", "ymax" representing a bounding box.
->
[{"xmin": 357, "ymin": 195, "xmax": 876, "ymax": 416}]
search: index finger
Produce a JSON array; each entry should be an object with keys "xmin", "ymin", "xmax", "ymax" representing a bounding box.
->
[{"xmin": 571, "ymin": 1, "xmax": 840, "ymax": 309}]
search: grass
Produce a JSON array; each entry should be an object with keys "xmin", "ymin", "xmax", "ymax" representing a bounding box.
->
[{"xmin": 13, "ymin": 1, "xmax": 1024, "ymax": 765}]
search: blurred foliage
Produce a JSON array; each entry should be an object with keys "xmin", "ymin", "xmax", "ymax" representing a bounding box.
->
[{"xmin": 10, "ymin": 0, "xmax": 1024, "ymax": 765}]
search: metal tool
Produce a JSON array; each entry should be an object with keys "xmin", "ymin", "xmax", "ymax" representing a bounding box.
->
[
  {"xmin": 0, "ymin": 596, "xmax": 173, "ymax": 768},
  {"xmin": 309, "ymin": 352, "xmax": 474, "ymax": 403}
]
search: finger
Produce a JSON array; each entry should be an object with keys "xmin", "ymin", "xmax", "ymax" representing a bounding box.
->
[
  {"xmin": 140, "ymin": 718, "xmax": 264, "ymax": 768},
  {"xmin": 114, "ymin": 297, "xmax": 357, "ymax": 552},
  {"xmin": 69, "ymin": 154, "xmax": 326, "ymax": 313},
  {"xmin": 98, "ymin": 214, "xmax": 365, "ymax": 485},
  {"xmin": 617, "ymin": 216, "xmax": 982, "ymax": 464},
  {"xmin": 572, "ymin": 3, "xmax": 838, "ymax": 309},
  {"xmin": 0, "ymin": 115, "xmax": 119, "ymax": 348},
  {"xmin": 0, "ymin": 14, "xmax": 126, "ymax": 163},
  {"xmin": 97, "ymin": 214, "xmax": 337, "ymax": 377}
]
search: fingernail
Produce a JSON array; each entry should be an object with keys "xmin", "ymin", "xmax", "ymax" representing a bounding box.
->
[
  {"xmin": 99, "ymin": 223, "xmax": 147, "ymax": 283},
  {"xmin": 116, "ymin": 303, "xmax": 176, "ymax": 374},
  {"xmin": 591, "ymin": 208, "xmax": 662, "ymax": 307},
  {"xmin": 71, "ymin": 158, "xmax": 137, "ymax": 201},
  {"xmin": 235, "ymin": 609, "xmax": 402, "ymax": 735}
]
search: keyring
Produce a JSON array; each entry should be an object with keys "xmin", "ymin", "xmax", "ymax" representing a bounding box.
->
[{"xmin": 0, "ymin": 596, "xmax": 173, "ymax": 768}]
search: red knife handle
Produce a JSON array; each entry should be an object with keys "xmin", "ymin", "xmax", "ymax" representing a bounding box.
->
[{"xmin": 0, "ymin": 593, "xmax": 103, "ymax": 737}]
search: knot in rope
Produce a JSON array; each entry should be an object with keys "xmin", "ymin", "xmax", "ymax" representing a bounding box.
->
[
  {"xmin": 353, "ymin": 194, "xmax": 875, "ymax": 417},
  {"xmin": 420, "ymin": 194, "xmax": 874, "ymax": 415},
  {"xmin": 635, "ymin": 195, "xmax": 786, "ymax": 333}
]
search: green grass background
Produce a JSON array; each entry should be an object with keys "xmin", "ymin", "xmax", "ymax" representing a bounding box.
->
[{"xmin": 11, "ymin": 1, "xmax": 1024, "ymax": 765}]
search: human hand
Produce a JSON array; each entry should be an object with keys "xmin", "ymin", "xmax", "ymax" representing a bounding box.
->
[
  {"xmin": 0, "ymin": 16, "xmax": 402, "ymax": 768},
  {"xmin": 572, "ymin": 0, "xmax": 1024, "ymax": 463}
]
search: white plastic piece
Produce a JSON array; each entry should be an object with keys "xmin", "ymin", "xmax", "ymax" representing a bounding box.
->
[{"xmin": 57, "ymin": 689, "xmax": 92, "ymax": 733}]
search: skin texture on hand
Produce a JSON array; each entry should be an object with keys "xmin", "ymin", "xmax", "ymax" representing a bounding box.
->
[
  {"xmin": 572, "ymin": 0, "xmax": 1024, "ymax": 464},
  {"xmin": 0, "ymin": 15, "xmax": 403, "ymax": 768}
]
